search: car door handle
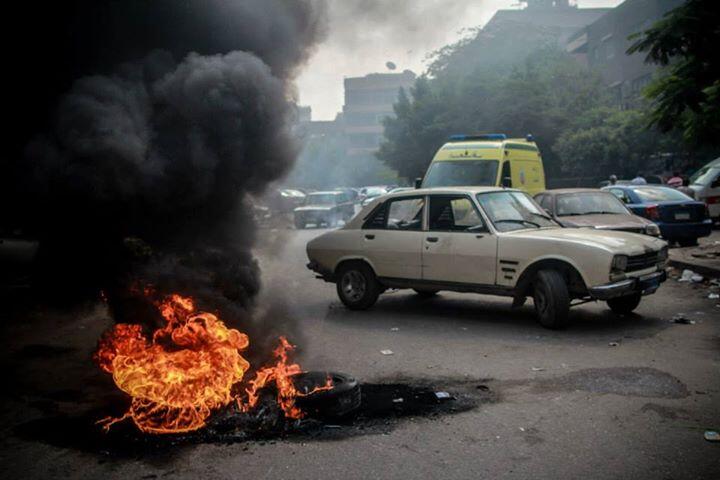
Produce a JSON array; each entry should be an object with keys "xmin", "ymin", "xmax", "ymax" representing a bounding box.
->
[
  {"xmin": 365, "ymin": 234, "xmax": 375, "ymax": 240},
  {"xmin": 426, "ymin": 237, "xmax": 439, "ymax": 243},
  {"xmin": 475, "ymin": 234, "xmax": 485, "ymax": 239}
]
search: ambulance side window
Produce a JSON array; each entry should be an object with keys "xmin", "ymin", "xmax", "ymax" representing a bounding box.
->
[{"xmin": 501, "ymin": 161, "xmax": 512, "ymax": 187}]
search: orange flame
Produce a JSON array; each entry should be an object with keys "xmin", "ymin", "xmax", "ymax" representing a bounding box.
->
[
  {"xmin": 94, "ymin": 293, "xmax": 332, "ymax": 434},
  {"xmin": 241, "ymin": 336, "xmax": 333, "ymax": 419}
]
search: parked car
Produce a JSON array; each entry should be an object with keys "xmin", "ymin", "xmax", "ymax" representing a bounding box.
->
[
  {"xmin": 294, "ymin": 191, "xmax": 355, "ymax": 229},
  {"xmin": 603, "ymin": 185, "xmax": 713, "ymax": 246},
  {"xmin": 307, "ymin": 187, "xmax": 668, "ymax": 329},
  {"xmin": 689, "ymin": 157, "xmax": 720, "ymax": 222},
  {"xmin": 334, "ymin": 187, "xmax": 360, "ymax": 204},
  {"xmin": 359, "ymin": 186, "xmax": 390, "ymax": 207},
  {"xmin": 534, "ymin": 189, "xmax": 660, "ymax": 237}
]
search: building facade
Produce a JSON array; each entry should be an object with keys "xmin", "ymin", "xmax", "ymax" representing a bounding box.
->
[
  {"xmin": 342, "ymin": 70, "xmax": 416, "ymax": 157},
  {"xmin": 565, "ymin": 0, "xmax": 684, "ymax": 106}
]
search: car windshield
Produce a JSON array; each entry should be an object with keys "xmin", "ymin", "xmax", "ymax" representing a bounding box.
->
[
  {"xmin": 305, "ymin": 193, "xmax": 337, "ymax": 205},
  {"xmin": 556, "ymin": 192, "xmax": 628, "ymax": 216},
  {"xmin": 633, "ymin": 187, "xmax": 692, "ymax": 202},
  {"xmin": 689, "ymin": 166, "xmax": 718, "ymax": 186},
  {"xmin": 423, "ymin": 160, "xmax": 499, "ymax": 187},
  {"xmin": 476, "ymin": 191, "xmax": 557, "ymax": 232}
]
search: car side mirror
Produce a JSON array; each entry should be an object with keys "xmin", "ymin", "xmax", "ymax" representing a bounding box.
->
[
  {"xmin": 501, "ymin": 177, "xmax": 512, "ymax": 188},
  {"xmin": 414, "ymin": 178, "xmax": 422, "ymax": 189}
]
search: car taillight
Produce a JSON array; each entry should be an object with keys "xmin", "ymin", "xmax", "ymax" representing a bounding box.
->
[{"xmin": 645, "ymin": 204, "xmax": 660, "ymax": 220}]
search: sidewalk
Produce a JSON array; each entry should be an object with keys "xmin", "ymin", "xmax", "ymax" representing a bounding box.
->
[{"xmin": 668, "ymin": 229, "xmax": 720, "ymax": 278}]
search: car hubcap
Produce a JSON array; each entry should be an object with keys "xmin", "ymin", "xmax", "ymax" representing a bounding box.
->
[{"xmin": 342, "ymin": 270, "xmax": 366, "ymax": 302}]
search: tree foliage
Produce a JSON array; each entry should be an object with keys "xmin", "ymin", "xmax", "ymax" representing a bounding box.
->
[{"xmin": 628, "ymin": 0, "xmax": 720, "ymax": 145}]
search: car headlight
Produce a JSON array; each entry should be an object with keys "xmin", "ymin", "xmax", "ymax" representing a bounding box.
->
[
  {"xmin": 611, "ymin": 255, "xmax": 628, "ymax": 272},
  {"xmin": 645, "ymin": 224, "xmax": 661, "ymax": 236}
]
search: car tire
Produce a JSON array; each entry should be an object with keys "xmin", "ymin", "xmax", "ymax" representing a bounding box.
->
[
  {"xmin": 607, "ymin": 293, "xmax": 642, "ymax": 315},
  {"xmin": 294, "ymin": 218, "xmax": 305, "ymax": 229},
  {"xmin": 413, "ymin": 289, "xmax": 438, "ymax": 298},
  {"xmin": 678, "ymin": 238, "xmax": 698, "ymax": 247},
  {"xmin": 533, "ymin": 270, "xmax": 570, "ymax": 329},
  {"xmin": 336, "ymin": 262, "xmax": 380, "ymax": 310}
]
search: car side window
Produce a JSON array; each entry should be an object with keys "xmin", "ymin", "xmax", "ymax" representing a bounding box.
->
[
  {"xmin": 386, "ymin": 197, "xmax": 425, "ymax": 231},
  {"xmin": 537, "ymin": 195, "xmax": 552, "ymax": 212},
  {"xmin": 428, "ymin": 196, "xmax": 486, "ymax": 232},
  {"xmin": 608, "ymin": 188, "xmax": 629, "ymax": 203},
  {"xmin": 362, "ymin": 197, "xmax": 424, "ymax": 230}
]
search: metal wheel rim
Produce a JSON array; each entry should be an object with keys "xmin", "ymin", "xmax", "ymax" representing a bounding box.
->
[{"xmin": 342, "ymin": 270, "xmax": 366, "ymax": 302}]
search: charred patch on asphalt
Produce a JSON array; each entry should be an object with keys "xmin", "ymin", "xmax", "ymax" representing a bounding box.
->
[{"xmin": 13, "ymin": 378, "xmax": 495, "ymax": 458}]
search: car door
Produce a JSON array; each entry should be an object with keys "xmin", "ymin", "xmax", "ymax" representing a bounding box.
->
[
  {"xmin": 422, "ymin": 194, "xmax": 497, "ymax": 285},
  {"xmin": 360, "ymin": 196, "xmax": 425, "ymax": 279}
]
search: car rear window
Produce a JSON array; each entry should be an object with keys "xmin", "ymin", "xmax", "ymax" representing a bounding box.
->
[{"xmin": 632, "ymin": 187, "xmax": 692, "ymax": 202}]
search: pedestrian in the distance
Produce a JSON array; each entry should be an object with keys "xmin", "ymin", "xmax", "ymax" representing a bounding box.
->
[
  {"xmin": 667, "ymin": 171, "xmax": 683, "ymax": 188},
  {"xmin": 631, "ymin": 172, "xmax": 647, "ymax": 185},
  {"xmin": 609, "ymin": 174, "xmax": 618, "ymax": 185}
]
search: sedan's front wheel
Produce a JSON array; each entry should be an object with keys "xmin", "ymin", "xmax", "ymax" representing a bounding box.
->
[
  {"xmin": 336, "ymin": 263, "xmax": 380, "ymax": 310},
  {"xmin": 533, "ymin": 270, "xmax": 570, "ymax": 329}
]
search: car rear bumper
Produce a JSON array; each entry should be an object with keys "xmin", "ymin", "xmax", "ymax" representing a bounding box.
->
[
  {"xmin": 658, "ymin": 219, "xmax": 713, "ymax": 239},
  {"xmin": 588, "ymin": 270, "xmax": 666, "ymax": 300},
  {"xmin": 307, "ymin": 260, "xmax": 335, "ymax": 282}
]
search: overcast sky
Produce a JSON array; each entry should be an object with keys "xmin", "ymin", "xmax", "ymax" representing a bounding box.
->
[{"xmin": 296, "ymin": 0, "xmax": 623, "ymax": 120}]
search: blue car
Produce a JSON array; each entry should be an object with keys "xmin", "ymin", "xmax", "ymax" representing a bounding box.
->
[{"xmin": 602, "ymin": 185, "xmax": 712, "ymax": 246}]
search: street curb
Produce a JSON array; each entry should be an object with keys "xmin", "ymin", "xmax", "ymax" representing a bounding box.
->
[{"xmin": 668, "ymin": 259, "xmax": 720, "ymax": 279}]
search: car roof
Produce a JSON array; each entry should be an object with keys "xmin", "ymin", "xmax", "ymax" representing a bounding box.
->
[
  {"xmin": 384, "ymin": 186, "xmax": 513, "ymax": 198},
  {"xmin": 307, "ymin": 190, "xmax": 343, "ymax": 195},
  {"xmin": 541, "ymin": 188, "xmax": 606, "ymax": 195}
]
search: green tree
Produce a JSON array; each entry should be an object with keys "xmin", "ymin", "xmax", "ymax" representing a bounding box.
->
[{"xmin": 628, "ymin": 0, "xmax": 720, "ymax": 145}]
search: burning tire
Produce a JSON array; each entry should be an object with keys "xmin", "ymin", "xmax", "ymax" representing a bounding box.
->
[{"xmin": 293, "ymin": 371, "xmax": 361, "ymax": 418}]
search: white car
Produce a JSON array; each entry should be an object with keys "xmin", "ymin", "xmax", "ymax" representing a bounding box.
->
[{"xmin": 306, "ymin": 187, "xmax": 668, "ymax": 329}]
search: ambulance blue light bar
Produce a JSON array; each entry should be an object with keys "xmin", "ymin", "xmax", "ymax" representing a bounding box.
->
[{"xmin": 448, "ymin": 134, "xmax": 507, "ymax": 141}]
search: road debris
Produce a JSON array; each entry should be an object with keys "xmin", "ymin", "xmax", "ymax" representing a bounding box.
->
[
  {"xmin": 392, "ymin": 398, "xmax": 404, "ymax": 403},
  {"xmin": 704, "ymin": 431, "xmax": 719, "ymax": 442},
  {"xmin": 672, "ymin": 314, "xmax": 695, "ymax": 325},
  {"xmin": 434, "ymin": 391, "xmax": 451, "ymax": 400},
  {"xmin": 380, "ymin": 349, "xmax": 394, "ymax": 355},
  {"xmin": 608, "ymin": 341, "xmax": 620, "ymax": 347},
  {"xmin": 531, "ymin": 367, "xmax": 545, "ymax": 372},
  {"xmin": 390, "ymin": 327, "xmax": 399, "ymax": 332},
  {"xmin": 677, "ymin": 269, "xmax": 704, "ymax": 283},
  {"xmin": 708, "ymin": 293, "xmax": 719, "ymax": 299}
]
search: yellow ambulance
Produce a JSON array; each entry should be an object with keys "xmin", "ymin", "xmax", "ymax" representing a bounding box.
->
[{"xmin": 419, "ymin": 134, "xmax": 546, "ymax": 196}]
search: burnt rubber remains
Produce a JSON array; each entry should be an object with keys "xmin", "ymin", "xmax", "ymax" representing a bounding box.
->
[{"xmin": 14, "ymin": 373, "xmax": 494, "ymax": 457}]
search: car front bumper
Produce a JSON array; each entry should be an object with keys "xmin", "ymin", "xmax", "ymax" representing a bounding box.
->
[{"xmin": 588, "ymin": 270, "xmax": 666, "ymax": 300}]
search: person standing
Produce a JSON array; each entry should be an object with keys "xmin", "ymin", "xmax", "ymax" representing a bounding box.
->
[
  {"xmin": 667, "ymin": 171, "xmax": 684, "ymax": 188},
  {"xmin": 609, "ymin": 174, "xmax": 618, "ymax": 185},
  {"xmin": 631, "ymin": 172, "xmax": 647, "ymax": 185}
]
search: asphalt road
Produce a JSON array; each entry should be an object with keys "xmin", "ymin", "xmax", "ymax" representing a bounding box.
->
[{"xmin": 1, "ymin": 227, "xmax": 719, "ymax": 479}]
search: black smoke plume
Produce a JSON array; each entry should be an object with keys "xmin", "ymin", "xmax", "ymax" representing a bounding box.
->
[{"xmin": 5, "ymin": 1, "xmax": 328, "ymax": 359}]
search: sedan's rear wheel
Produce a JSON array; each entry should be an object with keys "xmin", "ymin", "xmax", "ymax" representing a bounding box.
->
[
  {"xmin": 336, "ymin": 263, "xmax": 380, "ymax": 310},
  {"xmin": 607, "ymin": 293, "xmax": 641, "ymax": 315},
  {"xmin": 533, "ymin": 270, "xmax": 570, "ymax": 329}
]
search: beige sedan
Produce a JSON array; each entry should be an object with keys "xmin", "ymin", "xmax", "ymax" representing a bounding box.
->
[{"xmin": 306, "ymin": 187, "xmax": 668, "ymax": 329}]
